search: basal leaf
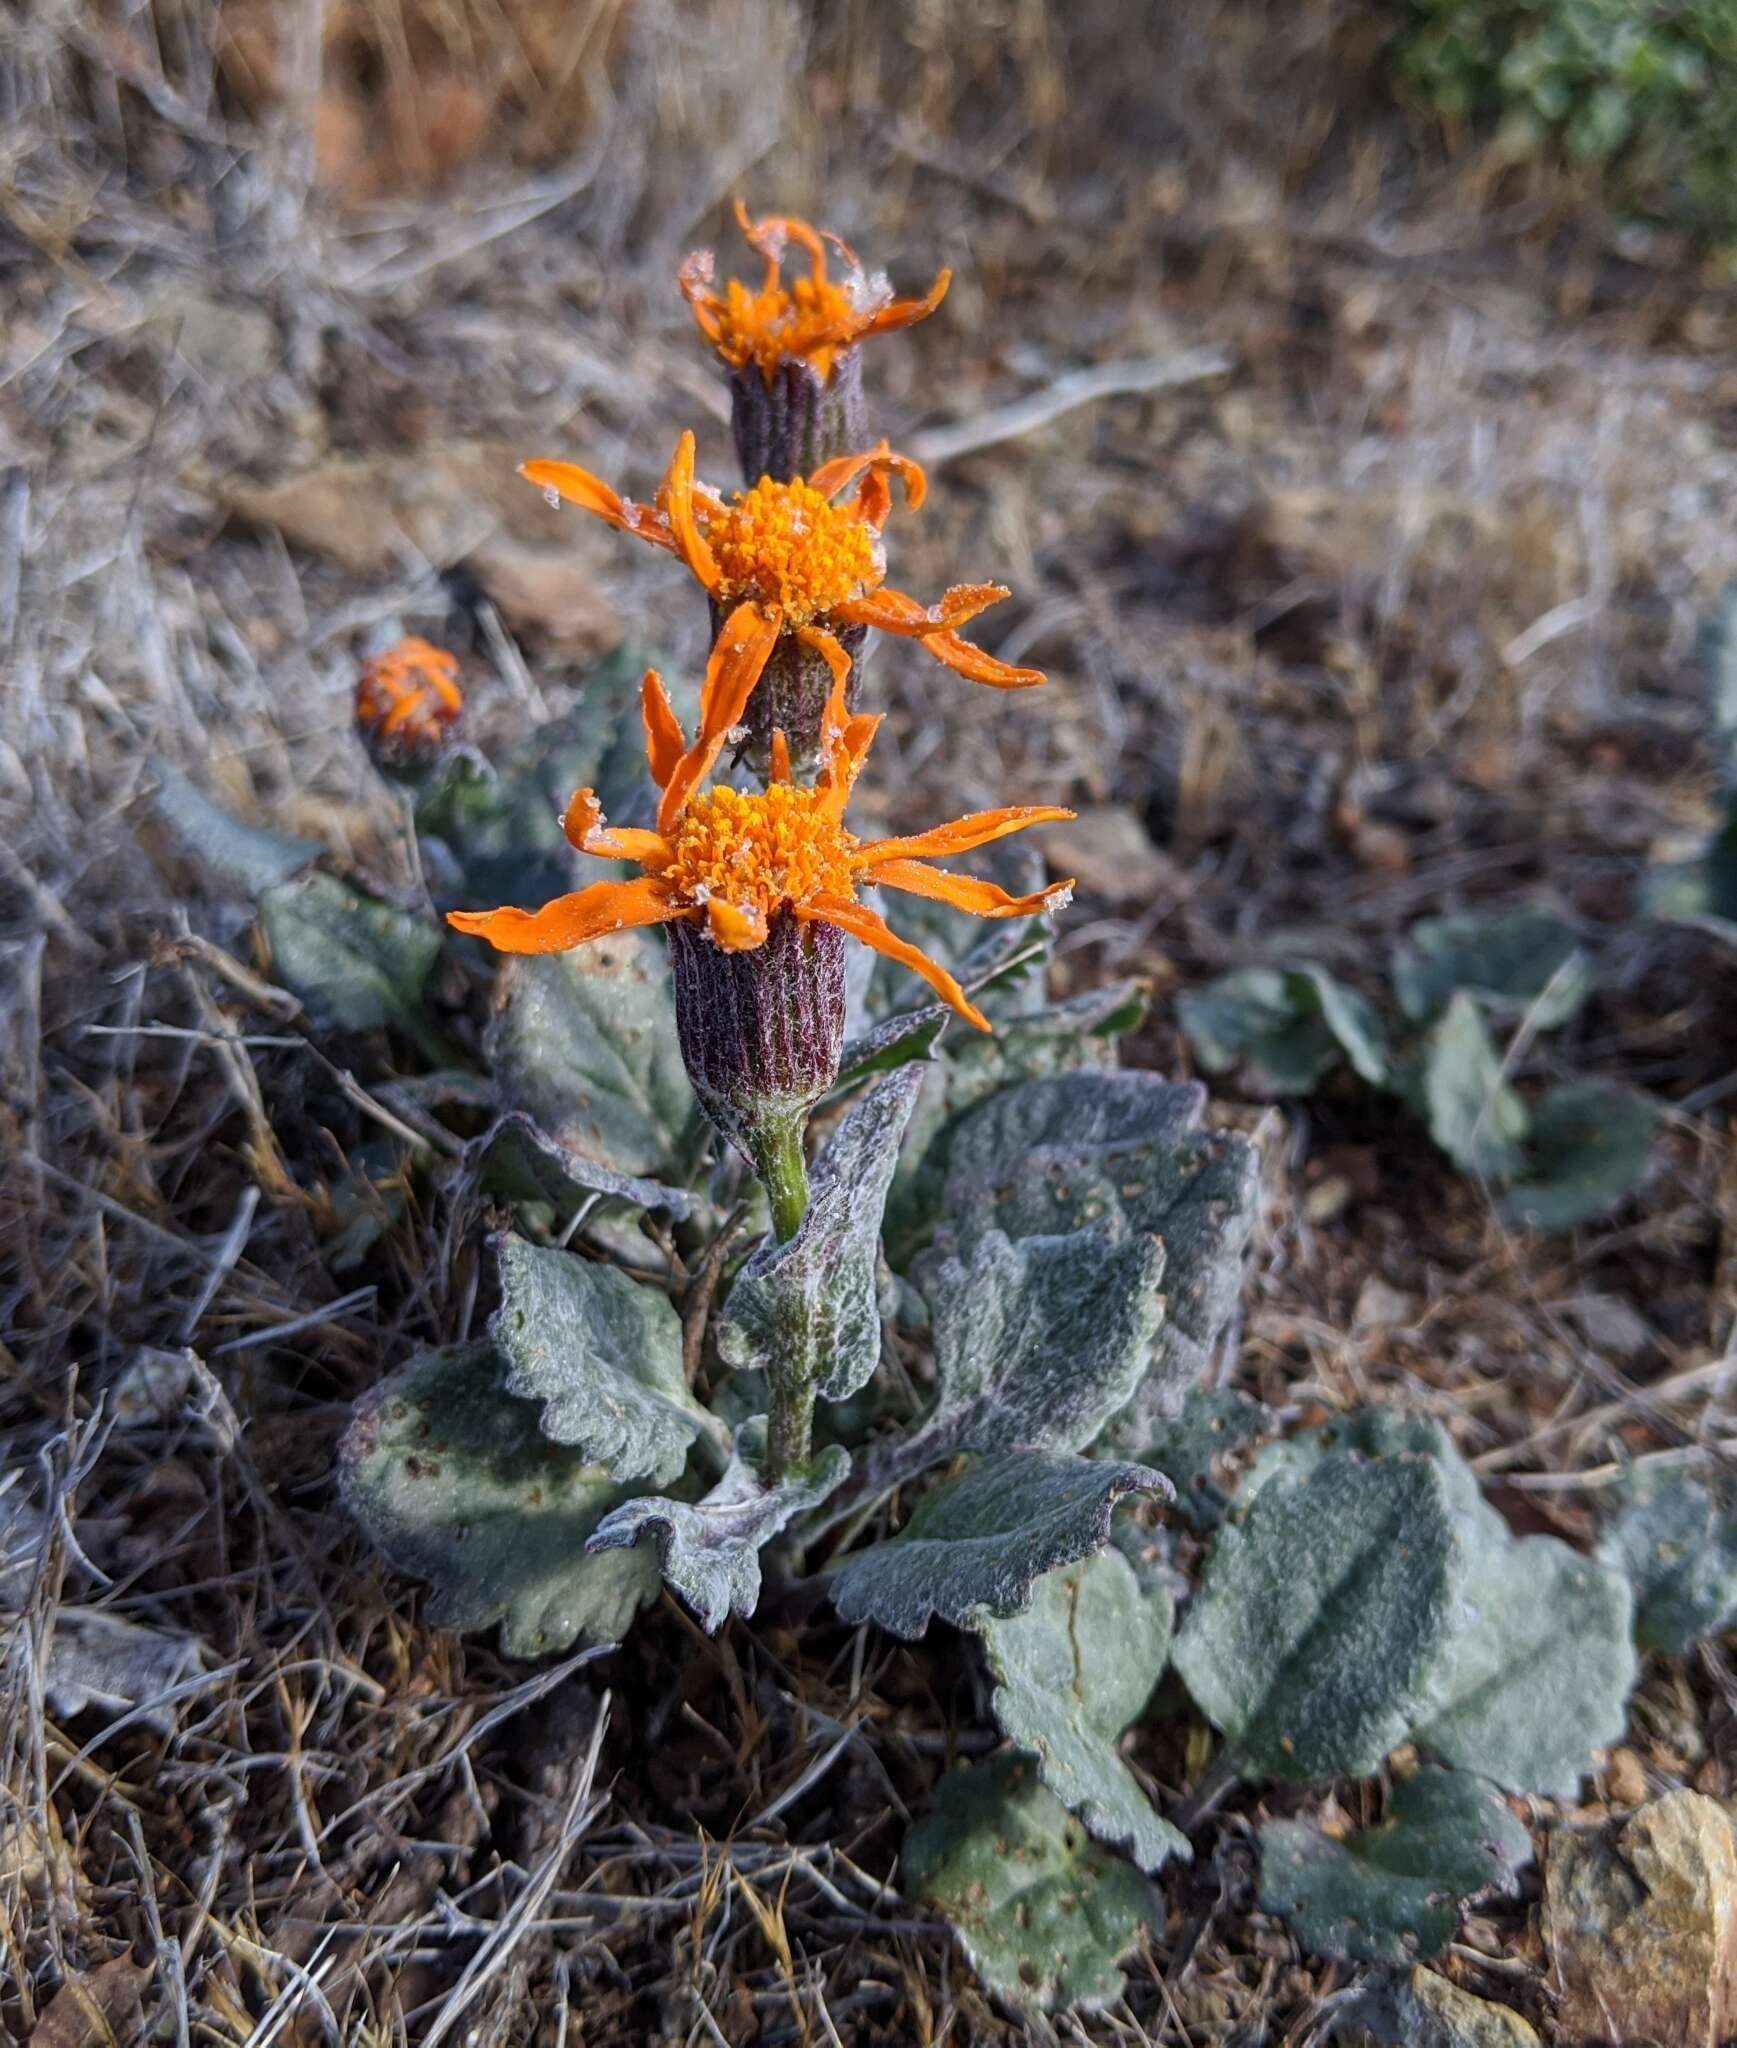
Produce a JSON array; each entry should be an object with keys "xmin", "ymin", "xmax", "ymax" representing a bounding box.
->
[
  {"xmin": 1393, "ymin": 910, "xmax": 1593, "ymax": 1032},
  {"xmin": 880, "ymin": 1227, "xmax": 1169, "ymax": 1485},
  {"xmin": 465, "ymin": 1111, "xmax": 700, "ymax": 1227},
  {"xmin": 258, "ymin": 870, "xmax": 444, "ymax": 1036},
  {"xmin": 486, "ymin": 929, "xmax": 704, "ymax": 1183},
  {"xmin": 151, "ymin": 758, "xmax": 323, "ymax": 893},
  {"xmin": 1259, "ymin": 1766, "xmax": 1532, "ymax": 1965},
  {"xmin": 586, "ymin": 1421, "xmax": 849, "ymax": 1633},
  {"xmin": 1123, "ymin": 1384, "xmax": 1273, "ymax": 1531},
  {"xmin": 1598, "ymin": 1467, "xmax": 1737, "ymax": 1655},
  {"xmin": 831, "ymin": 1452, "xmax": 1170, "ymax": 1640},
  {"xmin": 339, "ymin": 1343, "xmax": 657, "ymax": 1656},
  {"xmin": 489, "ymin": 1233, "xmax": 718, "ymax": 1486},
  {"xmin": 1173, "ymin": 1447, "xmax": 1466, "ymax": 1781},
  {"xmin": 977, "ymin": 1547, "xmax": 1187, "ymax": 1872},
  {"xmin": 904, "ymin": 1753, "xmax": 1163, "ymax": 2012},
  {"xmin": 1502, "ymin": 1082, "xmax": 1658, "ymax": 1230},
  {"xmin": 1178, "ymin": 966, "xmax": 1344, "ymax": 1094},
  {"xmin": 1406, "ymin": 991, "xmax": 1529, "ymax": 1179},
  {"xmin": 716, "ymin": 1066, "xmax": 924, "ymax": 1401}
]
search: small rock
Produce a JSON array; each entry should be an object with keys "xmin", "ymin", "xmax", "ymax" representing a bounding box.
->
[
  {"xmin": 1352, "ymin": 1275, "xmax": 1415, "ymax": 1333},
  {"xmin": 1342, "ymin": 1965, "xmax": 1542, "ymax": 2046},
  {"xmin": 1605, "ymin": 1747, "xmax": 1649, "ymax": 1808},
  {"xmin": 1546, "ymin": 1789, "xmax": 1737, "ymax": 2046},
  {"xmin": 1303, "ymin": 1174, "xmax": 1352, "ymax": 1224},
  {"xmin": 1040, "ymin": 805, "xmax": 1178, "ymax": 904},
  {"xmin": 1563, "ymin": 1293, "xmax": 1654, "ymax": 1365}
]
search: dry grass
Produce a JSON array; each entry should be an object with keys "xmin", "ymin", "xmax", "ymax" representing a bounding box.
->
[{"xmin": 8, "ymin": 0, "xmax": 1737, "ymax": 2040}]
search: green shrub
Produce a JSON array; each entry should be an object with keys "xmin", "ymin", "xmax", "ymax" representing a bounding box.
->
[{"xmin": 1394, "ymin": 0, "xmax": 1737, "ymax": 243}]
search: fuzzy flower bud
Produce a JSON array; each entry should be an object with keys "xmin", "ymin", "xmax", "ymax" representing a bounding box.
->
[{"xmin": 355, "ymin": 637, "xmax": 463, "ymax": 772}]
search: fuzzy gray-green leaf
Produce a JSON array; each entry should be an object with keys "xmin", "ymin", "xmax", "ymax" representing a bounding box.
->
[
  {"xmin": 1173, "ymin": 1448, "xmax": 1466, "ymax": 1781},
  {"xmin": 942, "ymin": 1068, "xmax": 1261, "ymax": 1429},
  {"xmin": 339, "ymin": 1343, "xmax": 657, "ymax": 1656},
  {"xmin": 905, "ymin": 1753, "xmax": 1162, "ymax": 2012},
  {"xmin": 716, "ymin": 1065, "xmax": 924, "ymax": 1401},
  {"xmin": 1502, "ymin": 1082, "xmax": 1657, "ymax": 1230},
  {"xmin": 488, "ymin": 1233, "xmax": 713, "ymax": 1486},
  {"xmin": 486, "ymin": 929, "xmax": 704, "ymax": 1183},
  {"xmin": 831, "ymin": 1451, "xmax": 1169, "ymax": 1640},
  {"xmin": 151, "ymin": 758, "xmax": 323, "ymax": 893},
  {"xmin": 1259, "ymin": 1767, "xmax": 1532, "ymax": 1965},
  {"xmin": 1393, "ymin": 910, "xmax": 1593, "ymax": 1031},
  {"xmin": 1178, "ymin": 966, "xmax": 1343, "ymax": 1093},
  {"xmin": 977, "ymin": 1548, "xmax": 1186, "ymax": 1872},
  {"xmin": 466, "ymin": 1112, "xmax": 700, "ymax": 1227},
  {"xmin": 1124, "ymin": 1385, "xmax": 1273, "ymax": 1530},
  {"xmin": 1599, "ymin": 1468, "xmax": 1737, "ymax": 1654},
  {"xmin": 586, "ymin": 1421, "xmax": 848, "ymax": 1633},
  {"xmin": 1408, "ymin": 991, "xmax": 1529, "ymax": 1179},
  {"xmin": 259, "ymin": 870, "xmax": 443, "ymax": 1034}
]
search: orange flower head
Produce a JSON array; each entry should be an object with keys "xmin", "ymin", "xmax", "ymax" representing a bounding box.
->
[
  {"xmin": 356, "ymin": 638, "xmax": 463, "ymax": 755},
  {"xmin": 681, "ymin": 202, "xmax": 950, "ymax": 385},
  {"xmin": 448, "ymin": 638, "xmax": 1074, "ymax": 1032},
  {"xmin": 520, "ymin": 432, "xmax": 1045, "ymax": 694}
]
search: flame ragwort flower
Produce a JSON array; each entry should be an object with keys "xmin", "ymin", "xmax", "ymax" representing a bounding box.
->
[
  {"xmin": 446, "ymin": 627, "xmax": 1073, "ymax": 1033},
  {"xmin": 680, "ymin": 201, "xmax": 950, "ymax": 387},
  {"xmin": 355, "ymin": 637, "xmax": 463, "ymax": 755},
  {"xmin": 522, "ymin": 432, "xmax": 1043, "ymax": 714}
]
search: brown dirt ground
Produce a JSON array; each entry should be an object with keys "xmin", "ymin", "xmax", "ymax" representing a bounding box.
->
[{"xmin": 8, "ymin": 2, "xmax": 1737, "ymax": 2041}]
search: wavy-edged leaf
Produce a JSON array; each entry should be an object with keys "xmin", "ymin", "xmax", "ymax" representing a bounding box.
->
[
  {"xmin": 1173, "ymin": 1447, "xmax": 1466, "ymax": 1781},
  {"xmin": 1259, "ymin": 1766, "xmax": 1532, "ymax": 1965},
  {"xmin": 831, "ymin": 1452, "xmax": 1169, "ymax": 1640},
  {"xmin": 1502, "ymin": 1082, "xmax": 1657, "ymax": 1230},
  {"xmin": 1393, "ymin": 910, "xmax": 1593, "ymax": 1032},
  {"xmin": 905, "ymin": 1752, "xmax": 1162, "ymax": 2013},
  {"xmin": 881, "ymin": 1227, "xmax": 1168, "ymax": 1485},
  {"xmin": 1124, "ymin": 1384, "xmax": 1273, "ymax": 1530},
  {"xmin": 488, "ymin": 1233, "xmax": 717, "ymax": 1485},
  {"xmin": 1599, "ymin": 1467, "xmax": 1737, "ymax": 1654},
  {"xmin": 586, "ymin": 1421, "xmax": 848, "ymax": 1633},
  {"xmin": 486, "ymin": 929, "xmax": 704, "ymax": 1183},
  {"xmin": 150, "ymin": 758, "xmax": 323, "ymax": 893},
  {"xmin": 259, "ymin": 870, "xmax": 443, "ymax": 1034},
  {"xmin": 977, "ymin": 1547, "xmax": 1186, "ymax": 1872},
  {"xmin": 1178, "ymin": 963, "xmax": 1387, "ymax": 1092},
  {"xmin": 716, "ymin": 1066, "xmax": 923, "ymax": 1401},
  {"xmin": 942, "ymin": 1067, "xmax": 1261, "ymax": 1419},
  {"xmin": 466, "ymin": 1111, "xmax": 700, "ymax": 1226},
  {"xmin": 339, "ymin": 1343, "xmax": 657, "ymax": 1656}
]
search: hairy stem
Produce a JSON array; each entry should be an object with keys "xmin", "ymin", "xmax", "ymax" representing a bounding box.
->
[{"xmin": 754, "ymin": 1114, "xmax": 814, "ymax": 1480}]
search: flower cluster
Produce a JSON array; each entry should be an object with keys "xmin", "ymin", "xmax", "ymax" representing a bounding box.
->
[{"xmin": 450, "ymin": 205, "xmax": 1073, "ymax": 1265}]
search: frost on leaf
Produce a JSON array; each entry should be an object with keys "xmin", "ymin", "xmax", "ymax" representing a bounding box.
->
[
  {"xmin": 905, "ymin": 1753, "xmax": 1162, "ymax": 2013},
  {"xmin": 585, "ymin": 1421, "xmax": 849, "ymax": 1634},
  {"xmin": 872, "ymin": 1227, "xmax": 1168, "ymax": 1488},
  {"xmin": 259, "ymin": 871, "xmax": 443, "ymax": 1035},
  {"xmin": 976, "ymin": 1547, "xmax": 1187, "ymax": 1872},
  {"xmin": 1259, "ymin": 1766, "xmax": 1533, "ymax": 1965},
  {"xmin": 1172, "ymin": 1448, "xmax": 1465, "ymax": 1782},
  {"xmin": 339, "ymin": 1343, "xmax": 657, "ymax": 1657},
  {"xmin": 1598, "ymin": 1467, "xmax": 1737, "ymax": 1655},
  {"xmin": 717, "ymin": 1065, "xmax": 924, "ymax": 1401},
  {"xmin": 831, "ymin": 1451, "xmax": 1170, "ymax": 1640},
  {"xmin": 941, "ymin": 1068, "xmax": 1260, "ymax": 1423},
  {"xmin": 489, "ymin": 1233, "xmax": 717, "ymax": 1486},
  {"xmin": 485, "ymin": 929, "xmax": 704, "ymax": 1184}
]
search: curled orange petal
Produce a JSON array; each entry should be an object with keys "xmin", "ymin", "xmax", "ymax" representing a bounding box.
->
[
  {"xmin": 705, "ymin": 896, "xmax": 769, "ymax": 951},
  {"xmin": 658, "ymin": 431, "xmax": 719, "ymax": 592},
  {"xmin": 800, "ymin": 896, "xmax": 988, "ymax": 1030},
  {"xmin": 561, "ymin": 788, "xmax": 670, "ymax": 867},
  {"xmin": 769, "ymin": 729, "xmax": 792, "ymax": 784},
  {"xmin": 918, "ymin": 628, "xmax": 1045, "ymax": 690},
  {"xmin": 447, "ymin": 876, "xmax": 683, "ymax": 955},
  {"xmin": 868, "ymin": 857, "xmax": 1075, "ymax": 918},
  {"xmin": 520, "ymin": 459, "xmax": 684, "ymax": 559},
  {"xmin": 857, "ymin": 805, "xmax": 1075, "ymax": 865},
  {"xmin": 808, "ymin": 442, "xmax": 926, "ymax": 519},
  {"xmin": 641, "ymin": 670, "xmax": 687, "ymax": 792},
  {"xmin": 861, "ymin": 266, "xmax": 952, "ymax": 337},
  {"xmin": 657, "ymin": 601, "xmax": 781, "ymax": 833}
]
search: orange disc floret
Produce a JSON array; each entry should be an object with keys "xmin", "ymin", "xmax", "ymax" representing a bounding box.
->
[
  {"xmin": 356, "ymin": 637, "xmax": 463, "ymax": 752},
  {"xmin": 680, "ymin": 202, "xmax": 950, "ymax": 385},
  {"xmin": 704, "ymin": 478, "xmax": 882, "ymax": 626},
  {"xmin": 667, "ymin": 783, "xmax": 859, "ymax": 920}
]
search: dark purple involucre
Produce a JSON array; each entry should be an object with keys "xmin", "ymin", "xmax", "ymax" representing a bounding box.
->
[{"xmin": 728, "ymin": 350, "xmax": 868, "ymax": 487}]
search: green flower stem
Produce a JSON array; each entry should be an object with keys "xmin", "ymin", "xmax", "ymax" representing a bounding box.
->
[{"xmin": 753, "ymin": 1113, "xmax": 815, "ymax": 1480}]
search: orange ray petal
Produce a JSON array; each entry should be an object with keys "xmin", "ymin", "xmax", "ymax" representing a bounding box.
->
[
  {"xmin": 795, "ymin": 623, "xmax": 852, "ymax": 695},
  {"xmin": 520, "ymin": 459, "xmax": 683, "ymax": 558},
  {"xmin": 769, "ymin": 728, "xmax": 792, "ymax": 784},
  {"xmin": 657, "ymin": 431, "xmax": 719, "ymax": 592},
  {"xmin": 561, "ymin": 788, "xmax": 670, "ymax": 867},
  {"xmin": 677, "ymin": 251, "xmax": 723, "ymax": 337},
  {"xmin": 917, "ymin": 627, "xmax": 1045, "ymax": 690},
  {"xmin": 737, "ymin": 200, "xmax": 828, "ymax": 283},
  {"xmin": 800, "ymin": 896, "xmax": 989, "ymax": 1030},
  {"xmin": 657, "ymin": 601, "xmax": 782, "ymax": 832},
  {"xmin": 808, "ymin": 443, "xmax": 926, "ymax": 519},
  {"xmin": 857, "ymin": 805, "xmax": 1075, "ymax": 865},
  {"xmin": 641, "ymin": 670, "xmax": 687, "ymax": 791},
  {"xmin": 448, "ymin": 876, "xmax": 683, "ymax": 955},
  {"xmin": 834, "ymin": 582, "xmax": 1011, "ymax": 638},
  {"xmin": 705, "ymin": 897, "xmax": 769, "ymax": 951},
  {"xmin": 867, "ymin": 858, "xmax": 1074, "ymax": 918},
  {"xmin": 861, "ymin": 267, "xmax": 952, "ymax": 336}
]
